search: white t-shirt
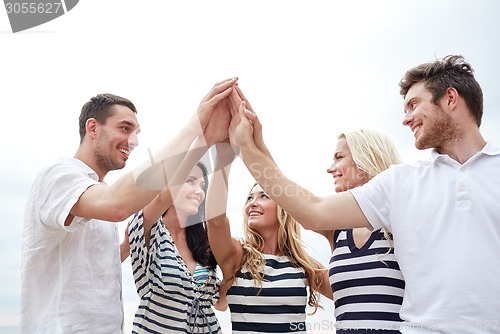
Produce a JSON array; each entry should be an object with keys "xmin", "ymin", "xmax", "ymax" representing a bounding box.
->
[
  {"xmin": 20, "ymin": 157, "xmax": 124, "ymax": 334},
  {"xmin": 350, "ymin": 142, "xmax": 500, "ymax": 334}
]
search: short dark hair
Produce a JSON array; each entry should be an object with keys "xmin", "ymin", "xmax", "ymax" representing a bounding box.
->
[
  {"xmin": 78, "ymin": 93, "xmax": 137, "ymax": 143},
  {"xmin": 399, "ymin": 55, "xmax": 483, "ymax": 126}
]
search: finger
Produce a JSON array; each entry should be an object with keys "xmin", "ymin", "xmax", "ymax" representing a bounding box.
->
[
  {"xmin": 205, "ymin": 86, "xmax": 234, "ymax": 109},
  {"xmin": 245, "ymin": 109, "xmax": 254, "ymax": 125},
  {"xmin": 228, "ymin": 89, "xmax": 242, "ymax": 117},
  {"xmin": 202, "ymin": 77, "xmax": 238, "ymax": 102},
  {"xmin": 214, "ymin": 77, "xmax": 238, "ymax": 87},
  {"xmin": 239, "ymin": 102, "xmax": 255, "ymax": 130},
  {"xmin": 229, "ymin": 101, "xmax": 243, "ymax": 135},
  {"xmin": 235, "ymin": 85, "xmax": 255, "ymax": 113},
  {"xmin": 246, "ymin": 109, "xmax": 261, "ymax": 130}
]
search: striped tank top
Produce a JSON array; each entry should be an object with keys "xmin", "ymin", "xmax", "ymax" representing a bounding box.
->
[
  {"xmin": 129, "ymin": 211, "xmax": 221, "ymax": 334},
  {"xmin": 226, "ymin": 254, "xmax": 308, "ymax": 333},
  {"xmin": 329, "ymin": 229, "xmax": 405, "ymax": 333}
]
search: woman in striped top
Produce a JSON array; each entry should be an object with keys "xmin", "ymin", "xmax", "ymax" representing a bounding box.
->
[
  {"xmin": 323, "ymin": 129, "xmax": 405, "ymax": 333},
  {"xmin": 128, "ymin": 160, "xmax": 222, "ymax": 334},
  {"xmin": 206, "ymin": 142, "xmax": 333, "ymax": 334}
]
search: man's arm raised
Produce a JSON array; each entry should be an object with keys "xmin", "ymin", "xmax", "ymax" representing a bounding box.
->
[
  {"xmin": 70, "ymin": 78, "xmax": 237, "ymax": 223},
  {"xmin": 231, "ymin": 101, "xmax": 371, "ymax": 231}
]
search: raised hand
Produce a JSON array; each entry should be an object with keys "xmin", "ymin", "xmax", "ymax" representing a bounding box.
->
[
  {"xmin": 229, "ymin": 101, "xmax": 256, "ymax": 151},
  {"xmin": 228, "ymin": 86, "xmax": 271, "ymax": 157},
  {"xmin": 195, "ymin": 78, "xmax": 237, "ymax": 146}
]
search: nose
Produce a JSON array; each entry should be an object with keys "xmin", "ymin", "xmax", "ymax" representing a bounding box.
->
[
  {"xmin": 128, "ymin": 131, "xmax": 139, "ymax": 151},
  {"xmin": 247, "ymin": 196, "xmax": 258, "ymax": 208},
  {"xmin": 326, "ymin": 162, "xmax": 336, "ymax": 174},
  {"xmin": 402, "ymin": 113, "xmax": 413, "ymax": 127},
  {"xmin": 194, "ymin": 185, "xmax": 204, "ymax": 194}
]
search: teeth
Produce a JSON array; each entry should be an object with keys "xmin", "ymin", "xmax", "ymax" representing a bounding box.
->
[
  {"xmin": 188, "ymin": 197, "xmax": 200, "ymax": 204},
  {"xmin": 249, "ymin": 212, "xmax": 262, "ymax": 217},
  {"xmin": 119, "ymin": 148, "xmax": 130, "ymax": 156}
]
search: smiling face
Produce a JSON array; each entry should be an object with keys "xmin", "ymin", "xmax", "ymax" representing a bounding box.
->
[
  {"xmin": 93, "ymin": 104, "xmax": 140, "ymax": 172},
  {"xmin": 402, "ymin": 81, "xmax": 459, "ymax": 151},
  {"xmin": 173, "ymin": 165, "xmax": 207, "ymax": 218},
  {"xmin": 326, "ymin": 137, "xmax": 371, "ymax": 193},
  {"xmin": 244, "ymin": 184, "xmax": 279, "ymax": 234}
]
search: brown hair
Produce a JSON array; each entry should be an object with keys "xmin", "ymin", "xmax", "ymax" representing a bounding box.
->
[
  {"xmin": 78, "ymin": 93, "xmax": 137, "ymax": 143},
  {"xmin": 399, "ymin": 55, "xmax": 483, "ymax": 126}
]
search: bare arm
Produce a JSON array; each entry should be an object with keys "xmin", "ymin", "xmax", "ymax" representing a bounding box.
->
[
  {"xmin": 69, "ymin": 78, "xmax": 238, "ymax": 224},
  {"xmin": 206, "ymin": 143, "xmax": 244, "ymax": 283},
  {"xmin": 120, "ymin": 224, "xmax": 130, "ymax": 262},
  {"xmin": 318, "ymin": 267, "xmax": 333, "ymax": 300},
  {"xmin": 230, "ymin": 101, "xmax": 370, "ymax": 231},
  {"xmin": 312, "ymin": 230, "xmax": 335, "ymax": 252}
]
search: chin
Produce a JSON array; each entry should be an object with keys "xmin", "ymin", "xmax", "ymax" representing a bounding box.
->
[{"xmin": 335, "ymin": 185, "xmax": 347, "ymax": 193}]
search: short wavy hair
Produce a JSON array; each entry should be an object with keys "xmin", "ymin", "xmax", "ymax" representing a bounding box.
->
[{"xmin": 399, "ymin": 55, "xmax": 483, "ymax": 126}]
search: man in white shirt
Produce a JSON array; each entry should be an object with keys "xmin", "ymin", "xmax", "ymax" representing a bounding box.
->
[
  {"xmin": 229, "ymin": 56, "xmax": 500, "ymax": 333},
  {"xmin": 20, "ymin": 77, "xmax": 238, "ymax": 334}
]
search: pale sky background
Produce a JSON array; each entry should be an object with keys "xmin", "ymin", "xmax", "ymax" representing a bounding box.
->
[{"xmin": 1, "ymin": 1, "xmax": 500, "ymax": 333}]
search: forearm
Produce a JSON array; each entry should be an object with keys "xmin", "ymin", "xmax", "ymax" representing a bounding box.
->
[
  {"xmin": 206, "ymin": 147, "xmax": 239, "ymax": 274},
  {"xmin": 238, "ymin": 142, "xmax": 368, "ymax": 230},
  {"xmin": 206, "ymin": 149, "xmax": 233, "ymax": 223},
  {"xmin": 105, "ymin": 126, "xmax": 205, "ymax": 220},
  {"xmin": 120, "ymin": 238, "xmax": 130, "ymax": 263},
  {"xmin": 133, "ymin": 123, "xmax": 202, "ymax": 191}
]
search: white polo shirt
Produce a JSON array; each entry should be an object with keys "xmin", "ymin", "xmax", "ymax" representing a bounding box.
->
[
  {"xmin": 20, "ymin": 157, "xmax": 124, "ymax": 334},
  {"xmin": 350, "ymin": 142, "xmax": 500, "ymax": 334}
]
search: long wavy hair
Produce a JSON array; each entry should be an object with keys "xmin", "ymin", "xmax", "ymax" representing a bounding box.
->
[
  {"xmin": 240, "ymin": 184, "xmax": 324, "ymax": 314},
  {"xmin": 164, "ymin": 162, "xmax": 217, "ymax": 269}
]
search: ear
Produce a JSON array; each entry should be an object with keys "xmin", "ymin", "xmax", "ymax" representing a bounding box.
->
[
  {"xmin": 445, "ymin": 87, "xmax": 459, "ymax": 110},
  {"xmin": 86, "ymin": 118, "xmax": 98, "ymax": 140}
]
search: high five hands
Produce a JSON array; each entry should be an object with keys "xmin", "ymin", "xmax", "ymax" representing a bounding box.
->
[{"xmin": 196, "ymin": 77, "xmax": 265, "ymax": 156}]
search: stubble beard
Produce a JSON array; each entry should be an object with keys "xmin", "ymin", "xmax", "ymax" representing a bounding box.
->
[
  {"xmin": 95, "ymin": 134, "xmax": 126, "ymax": 173},
  {"xmin": 415, "ymin": 108, "xmax": 462, "ymax": 151}
]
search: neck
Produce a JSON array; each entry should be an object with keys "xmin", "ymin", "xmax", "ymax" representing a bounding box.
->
[
  {"xmin": 259, "ymin": 230, "xmax": 281, "ymax": 256},
  {"xmin": 436, "ymin": 128, "xmax": 486, "ymax": 164},
  {"xmin": 163, "ymin": 208, "xmax": 187, "ymax": 236},
  {"xmin": 74, "ymin": 144, "xmax": 107, "ymax": 181}
]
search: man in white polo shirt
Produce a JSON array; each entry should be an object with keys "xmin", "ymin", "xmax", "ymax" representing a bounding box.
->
[
  {"xmin": 20, "ymin": 78, "xmax": 238, "ymax": 333},
  {"xmin": 229, "ymin": 56, "xmax": 500, "ymax": 333}
]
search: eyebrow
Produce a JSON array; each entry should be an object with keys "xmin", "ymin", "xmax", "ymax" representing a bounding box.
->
[
  {"xmin": 119, "ymin": 120, "xmax": 141, "ymax": 133},
  {"xmin": 253, "ymin": 191, "xmax": 266, "ymax": 196}
]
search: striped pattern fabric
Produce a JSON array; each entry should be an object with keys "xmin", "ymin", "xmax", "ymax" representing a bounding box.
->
[
  {"xmin": 129, "ymin": 211, "xmax": 221, "ymax": 334},
  {"xmin": 329, "ymin": 229, "xmax": 405, "ymax": 333},
  {"xmin": 226, "ymin": 254, "xmax": 308, "ymax": 333}
]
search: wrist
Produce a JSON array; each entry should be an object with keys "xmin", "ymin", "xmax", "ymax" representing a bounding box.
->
[{"xmin": 184, "ymin": 118, "xmax": 204, "ymax": 138}]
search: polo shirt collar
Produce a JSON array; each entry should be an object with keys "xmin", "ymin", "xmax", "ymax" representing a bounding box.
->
[{"xmin": 429, "ymin": 141, "xmax": 500, "ymax": 164}]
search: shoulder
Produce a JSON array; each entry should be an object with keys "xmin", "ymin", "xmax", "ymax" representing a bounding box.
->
[{"xmin": 39, "ymin": 157, "xmax": 98, "ymax": 182}]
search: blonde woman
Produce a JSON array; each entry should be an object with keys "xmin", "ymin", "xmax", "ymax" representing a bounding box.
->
[
  {"xmin": 206, "ymin": 143, "xmax": 332, "ymax": 334},
  {"xmin": 319, "ymin": 129, "xmax": 405, "ymax": 333}
]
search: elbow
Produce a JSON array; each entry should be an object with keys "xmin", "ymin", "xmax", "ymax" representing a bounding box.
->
[
  {"xmin": 207, "ymin": 215, "xmax": 228, "ymax": 227},
  {"xmin": 295, "ymin": 217, "xmax": 321, "ymax": 231},
  {"xmin": 107, "ymin": 205, "xmax": 133, "ymax": 222}
]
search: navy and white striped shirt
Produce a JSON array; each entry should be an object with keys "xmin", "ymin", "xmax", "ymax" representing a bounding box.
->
[
  {"xmin": 329, "ymin": 229, "xmax": 405, "ymax": 333},
  {"xmin": 227, "ymin": 254, "xmax": 308, "ymax": 334},
  {"xmin": 129, "ymin": 211, "xmax": 221, "ymax": 334}
]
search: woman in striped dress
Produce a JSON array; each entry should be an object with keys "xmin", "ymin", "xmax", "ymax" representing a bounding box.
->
[
  {"xmin": 323, "ymin": 129, "xmax": 405, "ymax": 333},
  {"xmin": 206, "ymin": 143, "xmax": 333, "ymax": 334},
  {"xmin": 128, "ymin": 161, "xmax": 222, "ymax": 334}
]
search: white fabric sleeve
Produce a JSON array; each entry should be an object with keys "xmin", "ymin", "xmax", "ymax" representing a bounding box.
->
[
  {"xmin": 38, "ymin": 161, "xmax": 98, "ymax": 230},
  {"xmin": 349, "ymin": 168, "xmax": 393, "ymax": 232}
]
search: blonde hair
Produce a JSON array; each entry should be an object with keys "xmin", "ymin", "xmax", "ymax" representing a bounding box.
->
[
  {"xmin": 339, "ymin": 129, "xmax": 401, "ymax": 177},
  {"xmin": 240, "ymin": 184, "xmax": 324, "ymax": 314},
  {"xmin": 339, "ymin": 129, "xmax": 401, "ymax": 246}
]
